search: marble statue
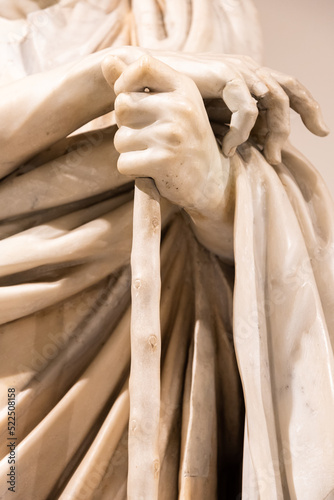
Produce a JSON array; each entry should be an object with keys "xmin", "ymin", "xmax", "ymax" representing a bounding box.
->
[{"xmin": 0, "ymin": 1, "xmax": 333, "ymax": 499}]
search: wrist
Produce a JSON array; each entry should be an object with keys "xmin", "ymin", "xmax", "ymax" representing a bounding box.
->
[
  {"xmin": 185, "ymin": 151, "xmax": 235, "ymax": 261},
  {"xmin": 67, "ymin": 52, "xmax": 116, "ymax": 120}
]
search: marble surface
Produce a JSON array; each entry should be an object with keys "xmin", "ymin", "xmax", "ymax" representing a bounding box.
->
[{"xmin": 0, "ymin": 1, "xmax": 333, "ymax": 499}]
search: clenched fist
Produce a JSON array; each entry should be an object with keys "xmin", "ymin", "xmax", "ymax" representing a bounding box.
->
[
  {"xmin": 112, "ymin": 55, "xmax": 229, "ymax": 219},
  {"xmin": 102, "ymin": 55, "xmax": 234, "ymax": 260}
]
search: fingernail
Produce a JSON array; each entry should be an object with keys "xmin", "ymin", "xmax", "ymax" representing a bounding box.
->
[
  {"xmin": 265, "ymin": 144, "xmax": 281, "ymax": 165},
  {"xmin": 318, "ymin": 121, "xmax": 330, "ymax": 136},
  {"xmin": 313, "ymin": 107, "xmax": 330, "ymax": 136},
  {"xmin": 268, "ymin": 152, "xmax": 281, "ymax": 165},
  {"xmin": 223, "ymin": 131, "xmax": 237, "ymax": 157},
  {"xmin": 222, "ymin": 140, "xmax": 236, "ymax": 157},
  {"xmin": 101, "ymin": 56, "xmax": 124, "ymax": 86},
  {"xmin": 227, "ymin": 147, "xmax": 237, "ymax": 157}
]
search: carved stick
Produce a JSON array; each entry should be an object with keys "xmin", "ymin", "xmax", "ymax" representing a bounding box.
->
[{"xmin": 128, "ymin": 178, "xmax": 162, "ymax": 499}]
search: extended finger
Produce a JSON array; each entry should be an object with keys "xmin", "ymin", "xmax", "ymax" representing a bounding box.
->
[
  {"xmin": 256, "ymin": 68, "xmax": 290, "ymax": 165},
  {"xmin": 222, "ymin": 78, "xmax": 258, "ymax": 156},
  {"xmin": 218, "ymin": 56, "xmax": 271, "ymax": 99},
  {"xmin": 251, "ymin": 110, "xmax": 268, "ymax": 146},
  {"xmin": 101, "ymin": 55, "xmax": 127, "ymax": 89},
  {"xmin": 114, "ymin": 55, "xmax": 192, "ymax": 95},
  {"xmin": 269, "ymin": 69, "xmax": 329, "ymax": 137}
]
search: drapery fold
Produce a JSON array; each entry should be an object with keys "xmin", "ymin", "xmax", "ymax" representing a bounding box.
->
[
  {"xmin": 0, "ymin": 1, "xmax": 333, "ymax": 498},
  {"xmin": 1, "ymin": 141, "xmax": 333, "ymax": 499},
  {"xmin": 234, "ymin": 143, "xmax": 334, "ymax": 499},
  {"xmin": 0, "ymin": 0, "xmax": 262, "ymax": 86}
]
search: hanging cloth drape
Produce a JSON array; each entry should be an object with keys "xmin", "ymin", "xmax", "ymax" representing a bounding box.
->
[{"xmin": 233, "ymin": 142, "xmax": 334, "ymax": 499}]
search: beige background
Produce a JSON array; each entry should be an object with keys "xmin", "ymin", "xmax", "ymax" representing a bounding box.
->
[{"xmin": 254, "ymin": 0, "xmax": 334, "ymax": 196}]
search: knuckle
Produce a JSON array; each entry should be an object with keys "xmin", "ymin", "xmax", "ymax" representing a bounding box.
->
[
  {"xmin": 310, "ymin": 100, "xmax": 321, "ymax": 113},
  {"xmin": 244, "ymin": 101, "xmax": 258, "ymax": 119},
  {"xmin": 278, "ymin": 92, "xmax": 290, "ymax": 109},
  {"xmin": 158, "ymin": 148, "xmax": 175, "ymax": 164},
  {"xmin": 210, "ymin": 61, "xmax": 223, "ymax": 74},
  {"xmin": 267, "ymin": 88, "xmax": 290, "ymax": 110},
  {"xmin": 163, "ymin": 124, "xmax": 182, "ymax": 145},
  {"xmin": 285, "ymin": 75, "xmax": 297, "ymax": 87},
  {"xmin": 225, "ymin": 78, "xmax": 242, "ymax": 91},
  {"xmin": 178, "ymin": 100, "xmax": 195, "ymax": 118},
  {"xmin": 187, "ymin": 77, "xmax": 199, "ymax": 93},
  {"xmin": 276, "ymin": 123, "xmax": 290, "ymax": 140}
]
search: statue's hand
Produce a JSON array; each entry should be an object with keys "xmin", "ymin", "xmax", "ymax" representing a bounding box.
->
[
  {"xmin": 112, "ymin": 55, "xmax": 228, "ymax": 220},
  {"xmin": 103, "ymin": 47, "xmax": 328, "ymax": 165},
  {"xmin": 199, "ymin": 53, "xmax": 329, "ymax": 160}
]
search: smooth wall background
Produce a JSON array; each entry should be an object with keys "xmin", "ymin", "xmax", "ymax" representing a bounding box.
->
[{"xmin": 253, "ymin": 0, "xmax": 334, "ymax": 196}]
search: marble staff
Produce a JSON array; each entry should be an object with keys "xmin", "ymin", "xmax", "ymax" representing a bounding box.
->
[
  {"xmin": 128, "ymin": 176, "xmax": 162, "ymax": 499},
  {"xmin": 101, "ymin": 57, "xmax": 162, "ymax": 497}
]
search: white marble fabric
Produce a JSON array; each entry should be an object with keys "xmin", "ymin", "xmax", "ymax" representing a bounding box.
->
[{"xmin": 0, "ymin": 1, "xmax": 333, "ymax": 499}]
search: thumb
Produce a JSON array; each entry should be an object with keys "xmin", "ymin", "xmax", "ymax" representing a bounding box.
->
[{"xmin": 101, "ymin": 55, "xmax": 127, "ymax": 89}]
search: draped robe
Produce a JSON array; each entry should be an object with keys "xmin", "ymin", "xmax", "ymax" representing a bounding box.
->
[{"xmin": 0, "ymin": 1, "xmax": 333, "ymax": 498}]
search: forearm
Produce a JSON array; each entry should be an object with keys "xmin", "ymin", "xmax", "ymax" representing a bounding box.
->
[
  {"xmin": 189, "ymin": 212, "xmax": 234, "ymax": 262},
  {"xmin": 0, "ymin": 50, "xmax": 115, "ymax": 177},
  {"xmin": 185, "ymin": 152, "xmax": 235, "ymax": 262}
]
